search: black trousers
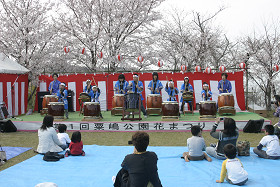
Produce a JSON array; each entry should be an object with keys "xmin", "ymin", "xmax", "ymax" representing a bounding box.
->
[{"xmin": 114, "ymin": 168, "xmax": 129, "ymax": 187}]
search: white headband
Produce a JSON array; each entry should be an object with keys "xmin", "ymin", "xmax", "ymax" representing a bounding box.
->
[
  {"xmin": 60, "ymin": 83, "xmax": 66, "ymax": 87},
  {"xmin": 169, "ymin": 81, "xmax": 174, "ymax": 85},
  {"xmin": 133, "ymin": 75, "xmax": 138, "ymax": 78},
  {"xmin": 86, "ymin": 79, "xmax": 91, "ymax": 82},
  {"xmin": 184, "ymin": 76, "xmax": 189, "ymax": 80},
  {"xmin": 203, "ymin": 84, "xmax": 209, "ymax": 87},
  {"xmin": 92, "ymin": 85, "xmax": 97, "ymax": 88}
]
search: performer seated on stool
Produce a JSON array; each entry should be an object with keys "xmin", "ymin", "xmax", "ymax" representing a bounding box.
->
[
  {"xmin": 57, "ymin": 82, "xmax": 68, "ymax": 119},
  {"xmin": 114, "ymin": 74, "xmax": 129, "ymax": 94},
  {"xmin": 201, "ymin": 82, "xmax": 212, "ymax": 101},
  {"xmin": 180, "ymin": 77, "xmax": 194, "ymax": 112},
  {"xmin": 89, "ymin": 85, "xmax": 103, "ymax": 118},
  {"xmin": 148, "ymin": 72, "xmax": 163, "ymax": 94},
  {"xmin": 84, "ymin": 79, "xmax": 92, "ymax": 94},
  {"xmin": 48, "ymin": 73, "xmax": 61, "ymax": 95},
  {"xmin": 165, "ymin": 80, "xmax": 178, "ymax": 101},
  {"xmin": 218, "ymin": 73, "xmax": 232, "ymax": 94},
  {"xmin": 128, "ymin": 74, "xmax": 147, "ymax": 118}
]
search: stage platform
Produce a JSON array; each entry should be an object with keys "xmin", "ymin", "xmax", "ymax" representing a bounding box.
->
[{"xmin": 11, "ymin": 111, "xmax": 270, "ymax": 132}]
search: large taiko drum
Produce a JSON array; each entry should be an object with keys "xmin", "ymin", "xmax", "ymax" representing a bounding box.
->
[
  {"xmin": 112, "ymin": 94, "xmax": 125, "ymax": 109},
  {"xmin": 84, "ymin": 102, "xmax": 100, "ymax": 117},
  {"xmin": 218, "ymin": 93, "xmax": 234, "ymax": 108},
  {"xmin": 125, "ymin": 93, "xmax": 139, "ymax": 110},
  {"xmin": 162, "ymin": 101, "xmax": 179, "ymax": 117},
  {"xmin": 48, "ymin": 102, "xmax": 64, "ymax": 117},
  {"xmin": 147, "ymin": 94, "xmax": 162, "ymax": 109},
  {"xmin": 199, "ymin": 101, "xmax": 217, "ymax": 116},
  {"xmin": 79, "ymin": 92, "xmax": 91, "ymax": 102},
  {"xmin": 42, "ymin": 95, "xmax": 58, "ymax": 109}
]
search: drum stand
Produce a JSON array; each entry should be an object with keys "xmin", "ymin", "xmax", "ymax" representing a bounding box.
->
[
  {"xmin": 218, "ymin": 107, "xmax": 236, "ymax": 115},
  {"xmin": 183, "ymin": 97, "xmax": 194, "ymax": 115},
  {"xmin": 121, "ymin": 95, "xmax": 142, "ymax": 121},
  {"xmin": 111, "ymin": 107, "xmax": 123, "ymax": 116},
  {"xmin": 147, "ymin": 108, "xmax": 161, "ymax": 116}
]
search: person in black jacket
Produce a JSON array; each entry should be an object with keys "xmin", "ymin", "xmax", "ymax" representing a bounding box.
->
[
  {"xmin": 206, "ymin": 118, "xmax": 239, "ymax": 160},
  {"xmin": 113, "ymin": 131, "xmax": 162, "ymax": 187}
]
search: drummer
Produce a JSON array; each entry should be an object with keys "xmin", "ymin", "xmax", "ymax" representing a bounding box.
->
[
  {"xmin": 180, "ymin": 77, "xmax": 194, "ymax": 112},
  {"xmin": 84, "ymin": 79, "xmax": 92, "ymax": 94},
  {"xmin": 114, "ymin": 74, "xmax": 129, "ymax": 94},
  {"xmin": 48, "ymin": 73, "xmax": 61, "ymax": 95},
  {"xmin": 148, "ymin": 72, "xmax": 163, "ymax": 94},
  {"xmin": 57, "ymin": 82, "xmax": 68, "ymax": 119},
  {"xmin": 89, "ymin": 85, "xmax": 103, "ymax": 118},
  {"xmin": 128, "ymin": 73, "xmax": 147, "ymax": 118},
  {"xmin": 218, "ymin": 73, "xmax": 232, "ymax": 94},
  {"xmin": 165, "ymin": 80, "xmax": 179, "ymax": 101},
  {"xmin": 201, "ymin": 82, "xmax": 212, "ymax": 101}
]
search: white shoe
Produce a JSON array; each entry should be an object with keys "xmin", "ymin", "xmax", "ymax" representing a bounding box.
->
[
  {"xmin": 112, "ymin": 176, "xmax": 116, "ymax": 184},
  {"xmin": 125, "ymin": 115, "xmax": 130, "ymax": 118},
  {"xmin": 144, "ymin": 115, "xmax": 148, "ymax": 118}
]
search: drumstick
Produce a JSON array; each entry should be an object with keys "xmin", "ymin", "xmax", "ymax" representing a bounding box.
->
[
  {"xmin": 92, "ymin": 76, "xmax": 97, "ymax": 87},
  {"xmin": 226, "ymin": 89, "xmax": 229, "ymax": 93},
  {"xmin": 50, "ymin": 82, "xmax": 53, "ymax": 94}
]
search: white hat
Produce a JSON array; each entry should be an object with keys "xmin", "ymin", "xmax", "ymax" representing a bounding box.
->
[
  {"xmin": 133, "ymin": 74, "xmax": 138, "ymax": 78},
  {"xmin": 184, "ymin": 76, "xmax": 189, "ymax": 80},
  {"xmin": 203, "ymin": 83, "xmax": 209, "ymax": 87},
  {"xmin": 60, "ymin": 83, "xmax": 66, "ymax": 87}
]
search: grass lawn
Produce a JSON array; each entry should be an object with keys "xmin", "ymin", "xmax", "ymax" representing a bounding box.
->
[{"xmin": 0, "ymin": 111, "xmax": 278, "ymax": 172}]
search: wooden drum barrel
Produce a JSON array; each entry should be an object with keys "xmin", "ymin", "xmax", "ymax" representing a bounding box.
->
[
  {"xmin": 162, "ymin": 101, "xmax": 179, "ymax": 117},
  {"xmin": 48, "ymin": 102, "xmax": 64, "ymax": 117},
  {"xmin": 199, "ymin": 101, "xmax": 217, "ymax": 116},
  {"xmin": 42, "ymin": 95, "xmax": 58, "ymax": 109},
  {"xmin": 84, "ymin": 102, "xmax": 100, "ymax": 117},
  {"xmin": 112, "ymin": 94, "xmax": 125, "ymax": 109},
  {"xmin": 147, "ymin": 94, "xmax": 162, "ymax": 109},
  {"xmin": 218, "ymin": 93, "xmax": 234, "ymax": 108}
]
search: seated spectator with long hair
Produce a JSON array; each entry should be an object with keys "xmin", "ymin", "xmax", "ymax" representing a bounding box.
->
[
  {"xmin": 206, "ymin": 118, "xmax": 239, "ymax": 160},
  {"xmin": 37, "ymin": 115, "xmax": 63, "ymax": 154},
  {"xmin": 113, "ymin": 131, "xmax": 162, "ymax": 187}
]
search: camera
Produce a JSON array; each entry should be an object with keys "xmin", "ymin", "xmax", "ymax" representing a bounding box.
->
[{"xmin": 128, "ymin": 140, "xmax": 133, "ymax": 145}]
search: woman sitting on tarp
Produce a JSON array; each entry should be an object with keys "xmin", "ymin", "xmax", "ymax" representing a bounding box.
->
[{"xmin": 37, "ymin": 115, "xmax": 64, "ymax": 154}]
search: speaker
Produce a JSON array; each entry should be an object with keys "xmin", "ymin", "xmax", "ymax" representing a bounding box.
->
[
  {"xmin": 0, "ymin": 120, "xmax": 17, "ymax": 132},
  {"xmin": 243, "ymin": 119, "xmax": 264, "ymax": 133},
  {"xmin": 67, "ymin": 90, "xmax": 74, "ymax": 112},
  {"xmin": 0, "ymin": 103, "xmax": 9, "ymax": 120},
  {"xmin": 37, "ymin": 91, "xmax": 50, "ymax": 113}
]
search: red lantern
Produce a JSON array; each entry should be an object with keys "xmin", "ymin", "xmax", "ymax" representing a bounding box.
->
[
  {"xmin": 273, "ymin": 64, "xmax": 279, "ymax": 72},
  {"xmin": 205, "ymin": 67, "xmax": 212, "ymax": 74},
  {"xmin": 81, "ymin": 48, "xmax": 85, "ymax": 54},
  {"xmin": 117, "ymin": 54, "xmax": 123, "ymax": 61},
  {"xmin": 158, "ymin": 60, "xmax": 163, "ymax": 67},
  {"xmin": 219, "ymin": 65, "xmax": 226, "ymax": 72},
  {"xmin": 137, "ymin": 56, "xmax": 144, "ymax": 63},
  {"xmin": 97, "ymin": 51, "xmax": 103, "ymax": 58},
  {"xmin": 195, "ymin": 65, "xmax": 201, "ymax": 72},
  {"xmin": 181, "ymin": 65, "xmax": 187, "ymax": 72},
  {"xmin": 239, "ymin": 62, "xmax": 246, "ymax": 69},
  {"xmin": 64, "ymin": 47, "xmax": 70, "ymax": 53}
]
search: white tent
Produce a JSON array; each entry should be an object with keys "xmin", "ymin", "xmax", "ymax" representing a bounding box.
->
[{"xmin": 0, "ymin": 53, "xmax": 29, "ymax": 74}]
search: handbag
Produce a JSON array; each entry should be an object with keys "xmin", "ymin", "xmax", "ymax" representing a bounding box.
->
[
  {"xmin": 237, "ymin": 141, "xmax": 250, "ymax": 156},
  {"xmin": 43, "ymin": 151, "xmax": 64, "ymax": 162},
  {"xmin": 0, "ymin": 145, "xmax": 7, "ymax": 165}
]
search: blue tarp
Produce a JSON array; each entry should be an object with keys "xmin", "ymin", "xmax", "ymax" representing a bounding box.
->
[{"xmin": 1, "ymin": 147, "xmax": 31, "ymax": 160}]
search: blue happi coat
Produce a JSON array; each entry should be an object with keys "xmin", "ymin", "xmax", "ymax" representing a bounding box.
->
[
  {"xmin": 48, "ymin": 80, "xmax": 61, "ymax": 95},
  {"xmin": 180, "ymin": 83, "xmax": 193, "ymax": 103},
  {"xmin": 148, "ymin": 80, "xmax": 163, "ymax": 94},
  {"xmin": 128, "ymin": 81, "xmax": 144, "ymax": 100},
  {"xmin": 84, "ymin": 85, "xmax": 92, "ymax": 94},
  {"xmin": 114, "ymin": 80, "xmax": 129, "ymax": 94},
  {"xmin": 57, "ymin": 89, "xmax": 68, "ymax": 110},
  {"xmin": 165, "ymin": 87, "xmax": 179, "ymax": 101},
  {"xmin": 201, "ymin": 90, "xmax": 212, "ymax": 101},
  {"xmin": 89, "ymin": 90, "xmax": 101, "ymax": 103},
  {"xmin": 218, "ymin": 80, "xmax": 232, "ymax": 94}
]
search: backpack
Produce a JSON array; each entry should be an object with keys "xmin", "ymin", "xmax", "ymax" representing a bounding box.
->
[
  {"xmin": 237, "ymin": 141, "xmax": 250, "ymax": 156},
  {"xmin": 43, "ymin": 151, "xmax": 64, "ymax": 162}
]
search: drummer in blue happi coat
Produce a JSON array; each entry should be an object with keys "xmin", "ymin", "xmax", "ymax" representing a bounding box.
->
[
  {"xmin": 56, "ymin": 82, "xmax": 68, "ymax": 119},
  {"xmin": 165, "ymin": 80, "xmax": 179, "ymax": 101},
  {"xmin": 148, "ymin": 72, "xmax": 163, "ymax": 94},
  {"xmin": 84, "ymin": 79, "xmax": 92, "ymax": 94},
  {"xmin": 201, "ymin": 82, "xmax": 212, "ymax": 101},
  {"xmin": 114, "ymin": 74, "xmax": 129, "ymax": 94},
  {"xmin": 48, "ymin": 73, "xmax": 61, "ymax": 95},
  {"xmin": 88, "ymin": 85, "xmax": 103, "ymax": 118},
  {"xmin": 180, "ymin": 77, "xmax": 194, "ymax": 112},
  {"xmin": 128, "ymin": 73, "xmax": 147, "ymax": 117},
  {"xmin": 218, "ymin": 73, "xmax": 232, "ymax": 94}
]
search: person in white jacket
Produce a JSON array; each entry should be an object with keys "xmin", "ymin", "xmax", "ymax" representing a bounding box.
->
[{"xmin": 37, "ymin": 115, "xmax": 63, "ymax": 154}]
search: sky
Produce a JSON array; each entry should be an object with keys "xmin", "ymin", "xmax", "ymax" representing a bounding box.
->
[{"xmin": 159, "ymin": 0, "xmax": 280, "ymax": 40}]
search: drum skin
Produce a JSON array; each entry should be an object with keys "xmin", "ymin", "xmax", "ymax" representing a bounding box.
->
[
  {"xmin": 79, "ymin": 92, "xmax": 91, "ymax": 102},
  {"xmin": 218, "ymin": 94, "xmax": 234, "ymax": 108},
  {"xmin": 42, "ymin": 95, "xmax": 58, "ymax": 109},
  {"xmin": 147, "ymin": 94, "xmax": 162, "ymax": 109},
  {"xmin": 162, "ymin": 102, "xmax": 179, "ymax": 116},
  {"xmin": 48, "ymin": 102, "xmax": 64, "ymax": 116},
  {"xmin": 199, "ymin": 101, "xmax": 217, "ymax": 116},
  {"xmin": 84, "ymin": 102, "xmax": 100, "ymax": 116},
  {"xmin": 112, "ymin": 94, "xmax": 125, "ymax": 108}
]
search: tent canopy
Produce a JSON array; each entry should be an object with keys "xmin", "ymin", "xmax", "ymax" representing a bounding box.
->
[{"xmin": 0, "ymin": 53, "xmax": 30, "ymax": 74}]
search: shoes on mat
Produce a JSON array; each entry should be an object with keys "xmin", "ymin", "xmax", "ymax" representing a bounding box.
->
[
  {"xmin": 82, "ymin": 152, "xmax": 85, "ymax": 156},
  {"xmin": 65, "ymin": 152, "xmax": 69, "ymax": 157}
]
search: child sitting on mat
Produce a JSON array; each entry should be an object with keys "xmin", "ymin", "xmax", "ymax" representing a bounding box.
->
[
  {"xmin": 57, "ymin": 124, "xmax": 71, "ymax": 150},
  {"xmin": 216, "ymin": 144, "xmax": 248, "ymax": 185},
  {"xmin": 253, "ymin": 125, "xmax": 280, "ymax": 159},
  {"xmin": 183, "ymin": 125, "xmax": 212, "ymax": 162},
  {"xmin": 65, "ymin": 131, "xmax": 85, "ymax": 157}
]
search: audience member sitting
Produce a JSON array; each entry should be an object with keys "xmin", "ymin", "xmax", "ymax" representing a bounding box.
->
[
  {"xmin": 57, "ymin": 124, "xmax": 71, "ymax": 150},
  {"xmin": 206, "ymin": 118, "xmax": 239, "ymax": 160},
  {"xmin": 37, "ymin": 115, "xmax": 63, "ymax": 154},
  {"xmin": 113, "ymin": 131, "xmax": 162, "ymax": 187},
  {"xmin": 65, "ymin": 131, "xmax": 85, "ymax": 157},
  {"xmin": 253, "ymin": 125, "xmax": 280, "ymax": 159},
  {"xmin": 183, "ymin": 125, "xmax": 212, "ymax": 162},
  {"xmin": 216, "ymin": 144, "xmax": 248, "ymax": 185}
]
